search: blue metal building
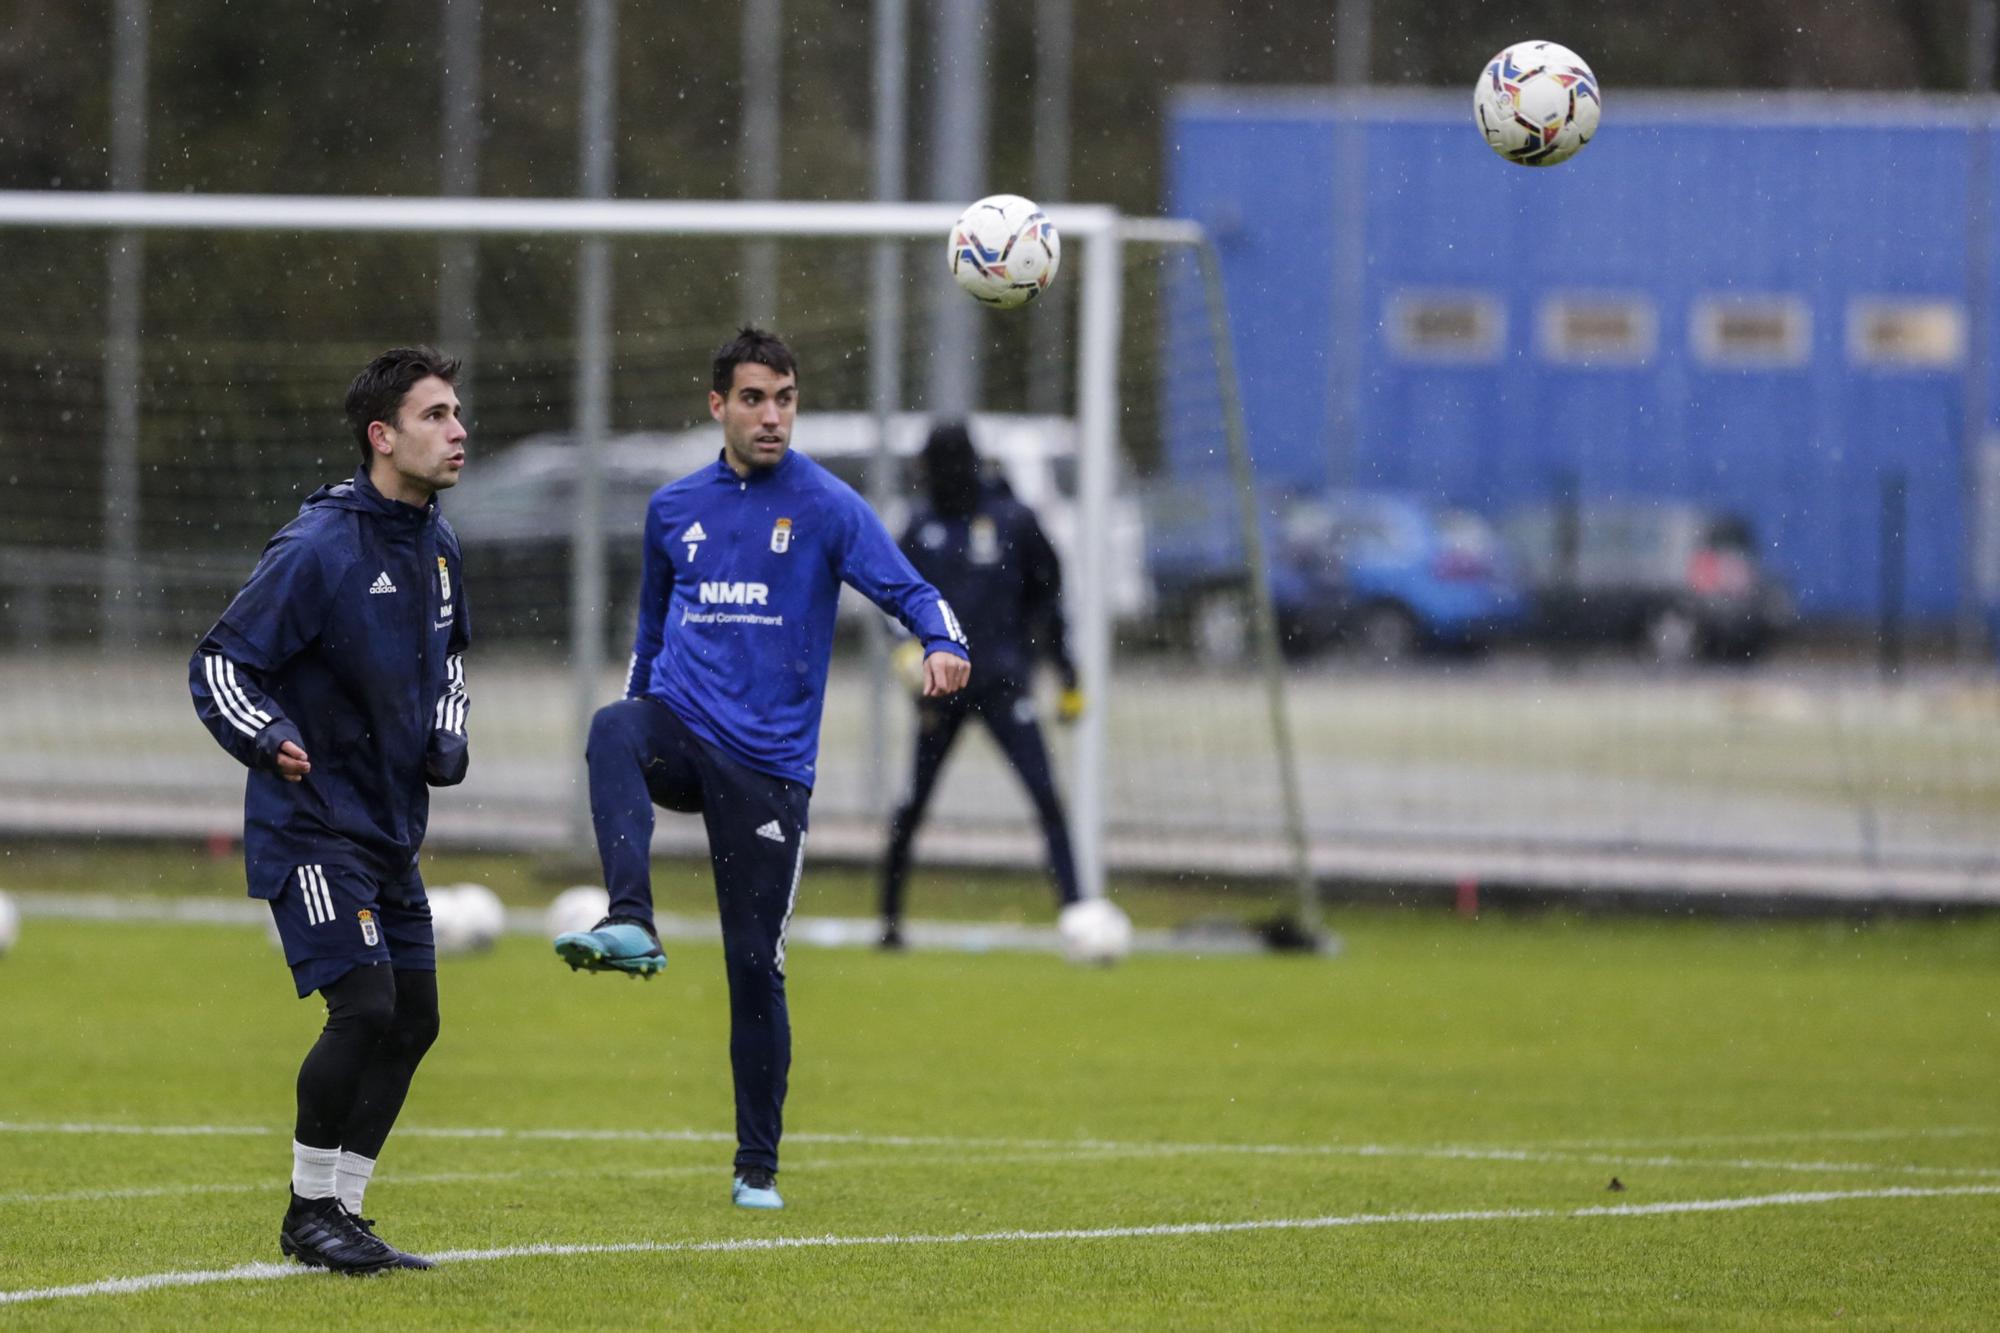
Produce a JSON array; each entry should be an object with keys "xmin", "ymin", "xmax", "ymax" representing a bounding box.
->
[{"xmin": 1165, "ymin": 89, "xmax": 1993, "ymax": 620}]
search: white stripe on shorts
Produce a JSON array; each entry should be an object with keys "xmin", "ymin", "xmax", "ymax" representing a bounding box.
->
[{"xmin": 774, "ymin": 835, "xmax": 806, "ymax": 976}]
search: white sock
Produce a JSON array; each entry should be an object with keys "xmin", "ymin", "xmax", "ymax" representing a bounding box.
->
[
  {"xmin": 335, "ymin": 1151, "xmax": 377, "ymax": 1215},
  {"xmin": 292, "ymin": 1141, "xmax": 340, "ymax": 1200}
]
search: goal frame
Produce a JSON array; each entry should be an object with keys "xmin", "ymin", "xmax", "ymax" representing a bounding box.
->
[{"xmin": 0, "ymin": 190, "xmax": 1315, "ymax": 929}]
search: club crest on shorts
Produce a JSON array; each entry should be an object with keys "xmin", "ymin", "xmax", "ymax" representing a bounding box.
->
[
  {"xmin": 770, "ymin": 517, "xmax": 793, "ymax": 553},
  {"xmin": 358, "ymin": 908, "xmax": 379, "ymax": 947}
]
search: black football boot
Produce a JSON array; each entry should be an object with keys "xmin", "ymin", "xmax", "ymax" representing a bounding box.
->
[{"xmin": 278, "ymin": 1193, "xmax": 403, "ymax": 1275}]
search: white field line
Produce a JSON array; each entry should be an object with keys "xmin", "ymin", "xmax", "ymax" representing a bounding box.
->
[
  {"xmin": 4, "ymin": 1185, "xmax": 1998, "ymax": 1308},
  {"xmin": 1538, "ymin": 1126, "xmax": 2000, "ymax": 1149},
  {"xmin": 5, "ymin": 1120, "xmax": 1998, "ymax": 1184}
]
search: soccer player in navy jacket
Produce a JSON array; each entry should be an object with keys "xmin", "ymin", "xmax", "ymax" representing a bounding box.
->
[
  {"xmin": 189, "ymin": 347, "xmax": 470, "ymax": 1274},
  {"xmin": 555, "ymin": 327, "xmax": 970, "ymax": 1211},
  {"xmin": 877, "ymin": 422, "xmax": 1083, "ymax": 949}
]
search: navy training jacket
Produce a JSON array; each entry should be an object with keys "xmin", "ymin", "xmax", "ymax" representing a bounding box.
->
[
  {"xmin": 190, "ymin": 468, "xmax": 470, "ymax": 892},
  {"xmin": 624, "ymin": 448, "xmax": 968, "ymax": 787},
  {"xmin": 901, "ymin": 484, "xmax": 1073, "ymax": 691}
]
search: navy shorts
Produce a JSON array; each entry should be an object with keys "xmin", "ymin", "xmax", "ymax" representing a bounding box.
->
[{"xmin": 265, "ymin": 859, "xmax": 436, "ymax": 998}]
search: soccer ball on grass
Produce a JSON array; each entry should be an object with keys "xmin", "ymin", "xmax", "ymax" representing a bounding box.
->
[
  {"xmin": 1474, "ymin": 41, "xmax": 1600, "ymax": 167},
  {"xmin": 948, "ymin": 194, "xmax": 1061, "ymax": 308},
  {"xmin": 429, "ymin": 885, "xmax": 478, "ymax": 957},
  {"xmin": 545, "ymin": 884, "xmax": 611, "ymax": 939},
  {"xmin": 453, "ymin": 883, "xmax": 506, "ymax": 951},
  {"xmin": 1057, "ymin": 897, "xmax": 1133, "ymax": 966}
]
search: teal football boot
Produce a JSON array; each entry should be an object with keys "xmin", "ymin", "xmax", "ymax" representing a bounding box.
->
[
  {"xmin": 732, "ymin": 1166, "xmax": 784, "ymax": 1210},
  {"xmin": 553, "ymin": 917, "xmax": 667, "ymax": 978}
]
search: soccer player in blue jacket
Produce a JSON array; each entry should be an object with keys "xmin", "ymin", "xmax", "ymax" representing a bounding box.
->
[
  {"xmin": 554, "ymin": 327, "xmax": 970, "ymax": 1211},
  {"xmin": 189, "ymin": 347, "xmax": 470, "ymax": 1275},
  {"xmin": 877, "ymin": 422, "xmax": 1084, "ymax": 950}
]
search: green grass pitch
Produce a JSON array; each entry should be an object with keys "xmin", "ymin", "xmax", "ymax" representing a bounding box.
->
[{"xmin": 1, "ymin": 869, "xmax": 1997, "ymax": 1328}]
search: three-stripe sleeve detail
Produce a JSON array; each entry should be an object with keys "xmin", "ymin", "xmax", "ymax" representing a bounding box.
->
[
  {"xmin": 203, "ymin": 653, "xmax": 272, "ymax": 738},
  {"xmin": 433, "ymin": 653, "xmax": 468, "ymax": 735},
  {"xmin": 296, "ymin": 865, "xmax": 334, "ymax": 926},
  {"xmin": 937, "ymin": 598, "xmax": 967, "ymax": 647}
]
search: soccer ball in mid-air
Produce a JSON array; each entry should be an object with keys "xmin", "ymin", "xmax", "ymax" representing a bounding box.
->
[
  {"xmin": 948, "ymin": 194, "xmax": 1061, "ymax": 308},
  {"xmin": 1058, "ymin": 897, "xmax": 1133, "ymax": 966},
  {"xmin": 0, "ymin": 888, "xmax": 18, "ymax": 957},
  {"xmin": 1474, "ymin": 40, "xmax": 1600, "ymax": 167}
]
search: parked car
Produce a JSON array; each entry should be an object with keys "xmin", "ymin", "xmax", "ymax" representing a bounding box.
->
[
  {"xmin": 1499, "ymin": 502, "xmax": 1793, "ymax": 662},
  {"xmin": 444, "ymin": 414, "xmax": 1150, "ymax": 646},
  {"xmin": 1146, "ymin": 487, "xmax": 1525, "ymax": 662}
]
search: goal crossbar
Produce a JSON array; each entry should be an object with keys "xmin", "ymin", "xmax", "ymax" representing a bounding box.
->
[{"xmin": 0, "ymin": 190, "xmax": 1140, "ymax": 241}]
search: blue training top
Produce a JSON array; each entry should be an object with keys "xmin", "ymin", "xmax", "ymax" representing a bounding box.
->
[
  {"xmin": 189, "ymin": 468, "xmax": 471, "ymax": 891},
  {"xmin": 626, "ymin": 448, "xmax": 968, "ymax": 787}
]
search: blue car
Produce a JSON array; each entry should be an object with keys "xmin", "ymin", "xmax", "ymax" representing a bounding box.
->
[
  {"xmin": 1292, "ymin": 491, "xmax": 1527, "ymax": 659},
  {"xmin": 1148, "ymin": 487, "xmax": 1525, "ymax": 662}
]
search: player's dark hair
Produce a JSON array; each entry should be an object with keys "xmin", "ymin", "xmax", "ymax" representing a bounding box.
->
[
  {"xmin": 345, "ymin": 346, "xmax": 462, "ymax": 463},
  {"xmin": 921, "ymin": 420, "xmax": 983, "ymax": 520},
  {"xmin": 712, "ymin": 326, "xmax": 798, "ymax": 396}
]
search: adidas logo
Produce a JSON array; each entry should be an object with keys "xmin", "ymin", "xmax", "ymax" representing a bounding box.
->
[
  {"xmin": 682, "ymin": 522, "xmax": 707, "ymax": 542},
  {"xmin": 369, "ymin": 571, "xmax": 397, "ymax": 595},
  {"xmin": 754, "ymin": 820, "xmax": 784, "ymax": 843}
]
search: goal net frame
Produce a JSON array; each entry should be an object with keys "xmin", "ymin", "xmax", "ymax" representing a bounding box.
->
[{"xmin": 0, "ymin": 189, "xmax": 1319, "ymax": 932}]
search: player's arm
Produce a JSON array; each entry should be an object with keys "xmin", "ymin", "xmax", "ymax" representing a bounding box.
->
[
  {"xmin": 835, "ymin": 495, "xmax": 970, "ymax": 695},
  {"xmin": 188, "ymin": 532, "xmax": 329, "ymax": 781},
  {"xmin": 880, "ymin": 512, "xmax": 937, "ymax": 690},
  {"xmin": 1017, "ymin": 507, "xmax": 1083, "ymax": 722},
  {"xmin": 622, "ymin": 500, "xmax": 675, "ymax": 699},
  {"xmin": 426, "ymin": 552, "xmax": 472, "ymax": 787},
  {"xmin": 1019, "ymin": 507, "xmax": 1076, "ymax": 686}
]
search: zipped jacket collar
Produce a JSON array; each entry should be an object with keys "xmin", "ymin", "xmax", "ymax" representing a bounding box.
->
[
  {"xmin": 300, "ymin": 466, "xmax": 439, "ymax": 528},
  {"xmin": 709, "ymin": 449, "xmax": 798, "ymax": 486}
]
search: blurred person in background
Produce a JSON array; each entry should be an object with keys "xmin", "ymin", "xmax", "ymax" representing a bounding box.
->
[
  {"xmin": 189, "ymin": 346, "xmax": 471, "ymax": 1275},
  {"xmin": 554, "ymin": 327, "xmax": 969, "ymax": 1212},
  {"xmin": 877, "ymin": 421, "xmax": 1084, "ymax": 950}
]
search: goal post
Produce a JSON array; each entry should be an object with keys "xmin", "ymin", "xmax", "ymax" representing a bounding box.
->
[{"xmin": 0, "ymin": 189, "xmax": 1320, "ymax": 933}]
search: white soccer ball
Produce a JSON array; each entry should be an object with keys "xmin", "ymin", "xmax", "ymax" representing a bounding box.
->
[
  {"xmin": 948, "ymin": 193, "xmax": 1061, "ymax": 309},
  {"xmin": 1474, "ymin": 41, "xmax": 1600, "ymax": 167},
  {"xmin": 545, "ymin": 884, "xmax": 610, "ymax": 940},
  {"xmin": 0, "ymin": 889, "xmax": 19, "ymax": 957},
  {"xmin": 454, "ymin": 883, "xmax": 506, "ymax": 952},
  {"xmin": 1057, "ymin": 897, "xmax": 1133, "ymax": 966}
]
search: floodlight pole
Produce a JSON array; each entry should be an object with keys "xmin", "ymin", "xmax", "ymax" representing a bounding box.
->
[
  {"xmin": 101, "ymin": 0, "xmax": 149, "ymax": 653},
  {"xmin": 1029, "ymin": 0, "xmax": 1073, "ymax": 416},
  {"xmin": 926, "ymin": 0, "xmax": 988, "ymax": 416},
  {"xmin": 865, "ymin": 0, "xmax": 911, "ymax": 819},
  {"xmin": 740, "ymin": 0, "xmax": 783, "ymax": 322},
  {"xmin": 437, "ymin": 0, "xmax": 484, "ymax": 378},
  {"xmin": 570, "ymin": 0, "xmax": 617, "ymax": 847}
]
